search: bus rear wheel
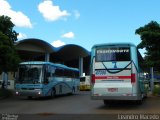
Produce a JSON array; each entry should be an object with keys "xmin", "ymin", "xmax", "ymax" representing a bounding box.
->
[
  {"xmin": 136, "ymin": 99, "xmax": 143, "ymax": 105},
  {"xmin": 103, "ymin": 100, "xmax": 112, "ymax": 105}
]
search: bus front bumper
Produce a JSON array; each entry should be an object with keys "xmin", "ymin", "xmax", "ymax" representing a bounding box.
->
[
  {"xmin": 15, "ymin": 89, "xmax": 43, "ymax": 97},
  {"xmin": 80, "ymin": 85, "xmax": 91, "ymax": 91}
]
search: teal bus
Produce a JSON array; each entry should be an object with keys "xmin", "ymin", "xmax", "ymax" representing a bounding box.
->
[
  {"xmin": 15, "ymin": 61, "xmax": 80, "ymax": 99},
  {"xmin": 90, "ymin": 43, "xmax": 148, "ymax": 104}
]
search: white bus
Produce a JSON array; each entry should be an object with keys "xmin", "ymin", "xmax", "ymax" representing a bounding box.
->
[
  {"xmin": 90, "ymin": 43, "xmax": 148, "ymax": 104},
  {"xmin": 15, "ymin": 61, "xmax": 80, "ymax": 99},
  {"xmin": 80, "ymin": 76, "xmax": 91, "ymax": 91}
]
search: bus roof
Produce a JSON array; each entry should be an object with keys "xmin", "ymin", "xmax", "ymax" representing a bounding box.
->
[
  {"xmin": 20, "ymin": 61, "xmax": 79, "ymax": 71},
  {"xmin": 92, "ymin": 42, "xmax": 136, "ymax": 49}
]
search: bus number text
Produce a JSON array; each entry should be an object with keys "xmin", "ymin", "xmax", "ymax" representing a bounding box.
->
[{"xmin": 95, "ymin": 70, "xmax": 106, "ymax": 75}]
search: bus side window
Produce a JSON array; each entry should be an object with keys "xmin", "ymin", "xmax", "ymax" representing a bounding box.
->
[
  {"xmin": 75, "ymin": 71, "xmax": 79, "ymax": 78},
  {"xmin": 46, "ymin": 66, "xmax": 56, "ymax": 83},
  {"xmin": 50, "ymin": 66, "xmax": 55, "ymax": 77},
  {"xmin": 55, "ymin": 68, "xmax": 64, "ymax": 77},
  {"xmin": 63, "ymin": 69, "xmax": 68, "ymax": 78},
  {"xmin": 67, "ymin": 70, "xmax": 73, "ymax": 78}
]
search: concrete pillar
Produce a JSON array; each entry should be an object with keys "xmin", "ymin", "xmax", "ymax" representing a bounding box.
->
[
  {"xmin": 150, "ymin": 67, "xmax": 154, "ymax": 93},
  {"xmin": 79, "ymin": 57, "xmax": 83, "ymax": 77},
  {"xmin": 45, "ymin": 53, "xmax": 50, "ymax": 62},
  {"xmin": 2, "ymin": 72, "xmax": 8, "ymax": 88}
]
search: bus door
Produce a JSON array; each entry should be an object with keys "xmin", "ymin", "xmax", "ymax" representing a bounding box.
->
[{"xmin": 43, "ymin": 64, "xmax": 57, "ymax": 96}]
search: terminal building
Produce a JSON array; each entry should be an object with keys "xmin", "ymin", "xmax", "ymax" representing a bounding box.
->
[{"xmin": 0, "ymin": 38, "xmax": 91, "ymax": 89}]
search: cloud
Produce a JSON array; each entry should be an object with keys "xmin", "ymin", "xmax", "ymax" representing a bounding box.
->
[
  {"xmin": 0, "ymin": 0, "xmax": 32, "ymax": 28},
  {"xmin": 74, "ymin": 10, "xmax": 80, "ymax": 19},
  {"xmin": 38, "ymin": 0, "xmax": 70, "ymax": 21},
  {"xmin": 51, "ymin": 40, "xmax": 65, "ymax": 47},
  {"xmin": 17, "ymin": 33, "xmax": 27, "ymax": 40},
  {"xmin": 61, "ymin": 32, "xmax": 75, "ymax": 39}
]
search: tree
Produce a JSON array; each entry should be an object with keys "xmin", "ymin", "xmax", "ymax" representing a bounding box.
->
[
  {"xmin": 0, "ymin": 15, "xmax": 20, "ymax": 74},
  {"xmin": 135, "ymin": 21, "xmax": 160, "ymax": 70},
  {"xmin": 0, "ymin": 15, "xmax": 18, "ymax": 42}
]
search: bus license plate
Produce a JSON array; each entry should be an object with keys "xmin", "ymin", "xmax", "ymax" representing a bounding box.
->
[{"xmin": 108, "ymin": 88, "xmax": 118, "ymax": 92}]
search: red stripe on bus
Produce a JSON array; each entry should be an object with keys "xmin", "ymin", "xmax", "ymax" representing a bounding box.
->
[{"xmin": 95, "ymin": 76, "xmax": 131, "ymax": 80}]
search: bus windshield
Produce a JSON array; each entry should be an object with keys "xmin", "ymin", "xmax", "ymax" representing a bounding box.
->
[
  {"xmin": 96, "ymin": 47, "xmax": 131, "ymax": 62},
  {"xmin": 17, "ymin": 64, "xmax": 43, "ymax": 84}
]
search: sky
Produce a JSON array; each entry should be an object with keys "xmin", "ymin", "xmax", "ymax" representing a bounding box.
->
[{"xmin": 0, "ymin": 0, "xmax": 160, "ymax": 53}]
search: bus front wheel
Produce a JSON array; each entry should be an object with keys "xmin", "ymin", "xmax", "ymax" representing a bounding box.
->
[
  {"xmin": 72, "ymin": 87, "xmax": 75, "ymax": 94},
  {"xmin": 50, "ymin": 88, "xmax": 56, "ymax": 98},
  {"xmin": 28, "ymin": 96, "xmax": 32, "ymax": 100}
]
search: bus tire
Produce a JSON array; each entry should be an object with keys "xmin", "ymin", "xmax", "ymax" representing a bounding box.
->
[
  {"xmin": 51, "ymin": 88, "xmax": 56, "ymax": 98},
  {"xmin": 104, "ymin": 100, "xmax": 107, "ymax": 105},
  {"xmin": 103, "ymin": 100, "xmax": 111, "ymax": 105},
  {"xmin": 72, "ymin": 87, "xmax": 75, "ymax": 94},
  {"xmin": 28, "ymin": 96, "xmax": 32, "ymax": 100},
  {"xmin": 144, "ymin": 93, "xmax": 148, "ymax": 99},
  {"xmin": 136, "ymin": 99, "xmax": 143, "ymax": 105}
]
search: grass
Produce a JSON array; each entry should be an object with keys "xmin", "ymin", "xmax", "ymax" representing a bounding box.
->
[
  {"xmin": 0, "ymin": 88, "xmax": 13, "ymax": 98},
  {"xmin": 153, "ymin": 84, "xmax": 160, "ymax": 96}
]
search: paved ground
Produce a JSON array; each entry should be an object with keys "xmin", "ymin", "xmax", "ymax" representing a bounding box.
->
[{"xmin": 0, "ymin": 91, "xmax": 160, "ymax": 120}]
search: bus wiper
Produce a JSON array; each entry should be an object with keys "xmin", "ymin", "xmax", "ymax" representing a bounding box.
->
[{"xmin": 102, "ymin": 61, "xmax": 132, "ymax": 74}]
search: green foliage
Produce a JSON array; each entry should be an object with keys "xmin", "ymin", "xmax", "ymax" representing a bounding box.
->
[
  {"xmin": 153, "ymin": 84, "xmax": 160, "ymax": 96},
  {"xmin": 0, "ymin": 15, "xmax": 20, "ymax": 74},
  {"xmin": 135, "ymin": 21, "xmax": 160, "ymax": 69},
  {"xmin": 0, "ymin": 15, "xmax": 18, "ymax": 42}
]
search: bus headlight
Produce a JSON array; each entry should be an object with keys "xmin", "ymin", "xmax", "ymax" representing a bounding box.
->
[
  {"xmin": 34, "ymin": 89, "xmax": 41, "ymax": 95},
  {"xmin": 16, "ymin": 92, "xmax": 19, "ymax": 95},
  {"xmin": 38, "ymin": 92, "xmax": 41, "ymax": 95}
]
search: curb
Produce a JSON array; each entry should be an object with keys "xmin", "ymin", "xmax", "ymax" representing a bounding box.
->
[
  {"xmin": 0, "ymin": 96, "xmax": 6, "ymax": 100},
  {"xmin": 0, "ymin": 89, "xmax": 14, "ymax": 100},
  {"xmin": 0, "ymin": 95, "xmax": 8, "ymax": 100}
]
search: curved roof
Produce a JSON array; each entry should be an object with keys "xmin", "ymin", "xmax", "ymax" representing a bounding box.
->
[
  {"xmin": 53, "ymin": 44, "xmax": 90, "ymax": 61},
  {"xmin": 15, "ymin": 38, "xmax": 90, "ymax": 61},
  {"xmin": 15, "ymin": 38, "xmax": 55, "ymax": 53}
]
